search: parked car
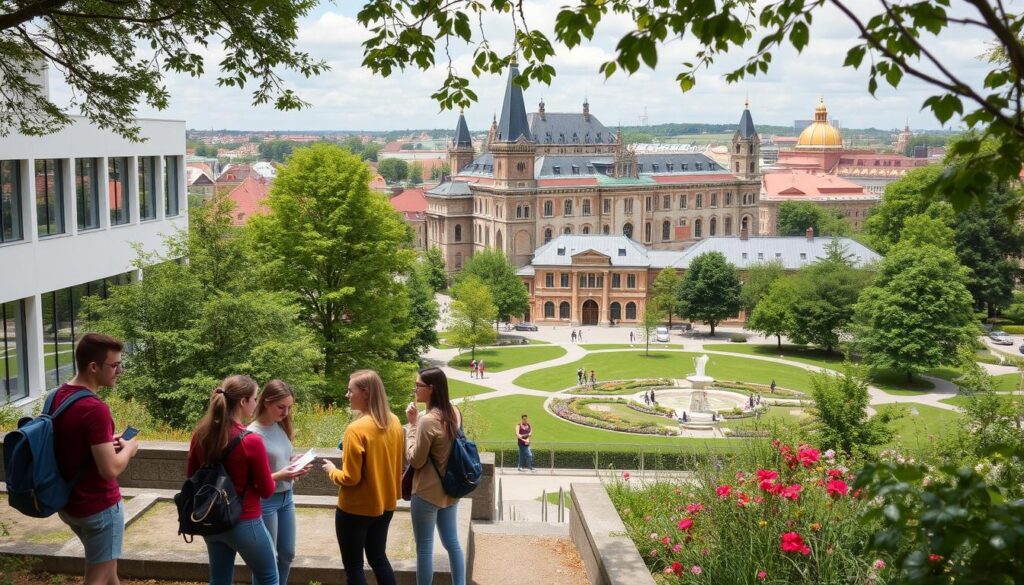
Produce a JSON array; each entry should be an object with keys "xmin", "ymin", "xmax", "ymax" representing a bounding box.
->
[
  {"xmin": 655, "ymin": 326, "xmax": 670, "ymax": 342},
  {"xmin": 1018, "ymin": 343, "xmax": 1024, "ymax": 355},
  {"xmin": 988, "ymin": 330, "xmax": 1014, "ymax": 345},
  {"xmin": 514, "ymin": 322, "xmax": 538, "ymax": 331}
]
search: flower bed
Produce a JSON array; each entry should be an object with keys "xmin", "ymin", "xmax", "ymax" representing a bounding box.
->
[
  {"xmin": 627, "ymin": 401, "xmax": 677, "ymax": 418},
  {"xmin": 608, "ymin": 440, "xmax": 889, "ymax": 583},
  {"xmin": 714, "ymin": 380, "xmax": 807, "ymax": 399},
  {"xmin": 569, "ymin": 378, "xmax": 674, "ymax": 395},
  {"xmin": 550, "ymin": 398, "xmax": 677, "ymax": 436}
]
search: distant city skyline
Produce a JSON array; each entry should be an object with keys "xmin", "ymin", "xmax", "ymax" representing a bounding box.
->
[{"xmin": 51, "ymin": 1, "xmax": 991, "ymax": 133}]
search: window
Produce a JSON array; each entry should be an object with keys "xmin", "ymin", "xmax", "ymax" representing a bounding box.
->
[
  {"xmin": 711, "ymin": 193, "xmax": 718, "ymax": 208},
  {"xmin": 561, "ymin": 273, "xmax": 570, "ymax": 288},
  {"xmin": 603, "ymin": 198, "xmax": 611, "ymax": 213},
  {"xmin": 710, "ymin": 217, "xmax": 717, "ymax": 236},
  {"xmin": 742, "ymin": 252, "xmax": 748, "ymax": 260},
  {"xmin": 559, "ymin": 302, "xmax": 570, "ymax": 319},
  {"xmin": 454, "ymin": 224, "xmax": 462, "ymax": 242},
  {"xmin": 610, "ymin": 302, "xmax": 622, "ymax": 321},
  {"xmin": 563, "ymin": 226, "xmax": 572, "ymax": 234},
  {"xmin": 582, "ymin": 199, "xmax": 591, "ymax": 216},
  {"xmin": 663, "ymin": 195, "xmax": 670, "ymax": 210},
  {"xmin": 725, "ymin": 217, "xmax": 733, "ymax": 236},
  {"xmin": 612, "ymin": 274, "xmax": 621, "ymax": 288},
  {"xmin": 602, "ymin": 225, "xmax": 610, "ymax": 234},
  {"xmin": 544, "ymin": 302, "xmax": 555, "ymax": 318},
  {"xmin": 582, "ymin": 225, "xmax": 590, "ymax": 234},
  {"xmin": 652, "ymin": 164, "xmax": 659, "ymax": 173},
  {"xmin": 138, "ymin": 156, "xmax": 157, "ymax": 220},
  {"xmin": 35, "ymin": 159, "xmax": 65, "ymax": 236},
  {"xmin": 164, "ymin": 156, "xmax": 180, "ymax": 216},
  {"xmin": 696, "ymin": 162, "xmax": 703, "ymax": 171},
  {"xmin": 695, "ymin": 193, "xmax": 703, "ymax": 209},
  {"xmin": 516, "ymin": 205, "xmax": 522, "ymax": 219},
  {"xmin": 623, "ymin": 222, "xmax": 633, "ymax": 239},
  {"xmin": 524, "ymin": 205, "xmax": 530, "ymax": 218},
  {"xmin": 564, "ymin": 200, "xmax": 573, "ymax": 216},
  {"xmin": 800, "ymin": 253, "xmax": 807, "ymax": 260},
  {"xmin": 662, "ymin": 220, "xmax": 671, "ymax": 241},
  {"xmin": 694, "ymin": 219, "xmax": 702, "ymax": 238},
  {"xmin": 625, "ymin": 302, "xmax": 637, "ymax": 319},
  {"xmin": 1, "ymin": 160, "xmax": 23, "ymax": 243},
  {"xmin": 644, "ymin": 222, "xmax": 651, "ymax": 242},
  {"xmin": 758, "ymin": 252, "xmax": 764, "ymax": 260},
  {"xmin": 75, "ymin": 158, "xmax": 100, "ymax": 230},
  {"xmin": 681, "ymin": 163, "xmax": 688, "ymax": 171},
  {"xmin": 679, "ymin": 194, "xmax": 687, "ymax": 209},
  {"xmin": 627, "ymin": 274, "xmax": 637, "ymax": 289},
  {"xmin": 1, "ymin": 300, "xmax": 29, "ymax": 403},
  {"xmin": 624, "ymin": 198, "xmax": 634, "ymax": 214},
  {"xmin": 108, "ymin": 157, "xmax": 130, "ymax": 226},
  {"xmin": 571, "ymin": 165, "xmax": 580, "ymax": 175},
  {"xmin": 553, "ymin": 166, "xmax": 561, "ymax": 175},
  {"xmin": 545, "ymin": 273, "xmax": 555, "ymax": 288},
  {"xmin": 544, "ymin": 228, "xmax": 552, "ymax": 243},
  {"xmin": 645, "ymin": 197, "xmax": 652, "ymax": 212},
  {"xmin": 516, "ymin": 161, "xmax": 526, "ymax": 173},
  {"xmin": 725, "ymin": 192, "xmax": 732, "ymax": 206},
  {"xmin": 667, "ymin": 163, "xmax": 674, "ymax": 172},
  {"xmin": 543, "ymin": 200, "xmax": 553, "ymax": 217}
]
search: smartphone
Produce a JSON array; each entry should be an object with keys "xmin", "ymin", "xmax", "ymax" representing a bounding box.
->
[{"xmin": 120, "ymin": 426, "xmax": 140, "ymax": 441}]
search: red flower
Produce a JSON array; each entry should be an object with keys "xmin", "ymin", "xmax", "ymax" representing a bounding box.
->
[
  {"xmin": 756, "ymin": 469, "xmax": 779, "ymax": 482},
  {"xmin": 781, "ymin": 483, "xmax": 803, "ymax": 501},
  {"xmin": 716, "ymin": 484, "xmax": 733, "ymax": 498},
  {"xmin": 736, "ymin": 492, "xmax": 751, "ymax": 507},
  {"xmin": 826, "ymin": 479, "xmax": 850, "ymax": 497},
  {"xmin": 757, "ymin": 570, "xmax": 768, "ymax": 580},
  {"xmin": 671, "ymin": 561, "xmax": 684, "ymax": 576},
  {"xmin": 928, "ymin": 554, "xmax": 944, "ymax": 563},
  {"xmin": 827, "ymin": 468, "xmax": 845, "ymax": 479},
  {"xmin": 622, "ymin": 472, "xmax": 631, "ymax": 481},
  {"xmin": 687, "ymin": 503, "xmax": 705, "ymax": 515},
  {"xmin": 677, "ymin": 518, "xmax": 694, "ymax": 531},
  {"xmin": 797, "ymin": 446, "xmax": 821, "ymax": 468},
  {"xmin": 780, "ymin": 532, "xmax": 811, "ymax": 556},
  {"xmin": 660, "ymin": 536, "xmax": 671, "ymax": 545}
]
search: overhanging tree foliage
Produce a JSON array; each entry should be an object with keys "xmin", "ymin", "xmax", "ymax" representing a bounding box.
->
[{"xmin": 0, "ymin": 1, "xmax": 327, "ymax": 140}]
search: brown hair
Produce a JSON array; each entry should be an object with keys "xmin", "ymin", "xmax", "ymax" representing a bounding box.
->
[
  {"xmin": 257, "ymin": 379, "xmax": 295, "ymax": 441},
  {"xmin": 418, "ymin": 367, "xmax": 458, "ymax": 437},
  {"xmin": 75, "ymin": 333, "xmax": 124, "ymax": 373},
  {"xmin": 349, "ymin": 370, "xmax": 394, "ymax": 431},
  {"xmin": 192, "ymin": 375, "xmax": 258, "ymax": 463}
]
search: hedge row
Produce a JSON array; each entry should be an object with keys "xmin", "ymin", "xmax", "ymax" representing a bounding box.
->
[{"xmin": 478, "ymin": 445, "xmax": 737, "ymax": 470}]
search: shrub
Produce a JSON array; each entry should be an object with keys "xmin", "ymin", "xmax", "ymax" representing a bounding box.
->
[
  {"xmin": 627, "ymin": 401, "xmax": 676, "ymax": 418},
  {"xmin": 712, "ymin": 380, "xmax": 807, "ymax": 398},
  {"xmin": 729, "ymin": 333, "xmax": 748, "ymax": 343},
  {"xmin": 569, "ymin": 378, "xmax": 674, "ymax": 395}
]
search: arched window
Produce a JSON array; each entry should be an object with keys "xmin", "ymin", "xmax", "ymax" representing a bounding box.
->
[
  {"xmin": 694, "ymin": 219, "xmax": 703, "ymax": 238},
  {"xmin": 544, "ymin": 228, "xmax": 553, "ymax": 243},
  {"xmin": 582, "ymin": 225, "xmax": 590, "ymax": 234},
  {"xmin": 454, "ymin": 224, "xmax": 462, "ymax": 242},
  {"xmin": 610, "ymin": 302, "xmax": 622, "ymax": 321},
  {"xmin": 543, "ymin": 200, "xmax": 553, "ymax": 216},
  {"xmin": 563, "ymin": 226, "xmax": 572, "ymax": 234},
  {"xmin": 623, "ymin": 222, "xmax": 633, "ymax": 238},
  {"xmin": 485, "ymin": 226, "xmax": 490, "ymax": 247},
  {"xmin": 564, "ymin": 200, "xmax": 573, "ymax": 216},
  {"xmin": 544, "ymin": 301, "xmax": 555, "ymax": 318},
  {"xmin": 516, "ymin": 205, "xmax": 522, "ymax": 219},
  {"xmin": 742, "ymin": 216, "xmax": 749, "ymax": 232},
  {"xmin": 725, "ymin": 217, "xmax": 733, "ymax": 236},
  {"xmin": 625, "ymin": 302, "xmax": 637, "ymax": 320},
  {"xmin": 559, "ymin": 302, "xmax": 570, "ymax": 319},
  {"xmin": 524, "ymin": 205, "xmax": 530, "ymax": 218},
  {"xmin": 735, "ymin": 143, "xmax": 741, "ymax": 154},
  {"xmin": 662, "ymin": 220, "xmax": 671, "ymax": 241},
  {"xmin": 710, "ymin": 217, "xmax": 717, "ymax": 237},
  {"xmin": 711, "ymin": 193, "xmax": 718, "ymax": 207},
  {"xmin": 603, "ymin": 225, "xmax": 610, "ymax": 234}
]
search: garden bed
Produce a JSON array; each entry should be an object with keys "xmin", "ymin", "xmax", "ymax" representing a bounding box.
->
[
  {"xmin": 568, "ymin": 378, "xmax": 674, "ymax": 395},
  {"xmin": 550, "ymin": 398, "xmax": 678, "ymax": 436}
]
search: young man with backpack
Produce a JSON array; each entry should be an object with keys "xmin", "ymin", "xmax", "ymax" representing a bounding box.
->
[{"xmin": 54, "ymin": 333, "xmax": 139, "ymax": 585}]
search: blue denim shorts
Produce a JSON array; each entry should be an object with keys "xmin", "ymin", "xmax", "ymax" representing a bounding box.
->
[{"xmin": 59, "ymin": 500, "xmax": 124, "ymax": 564}]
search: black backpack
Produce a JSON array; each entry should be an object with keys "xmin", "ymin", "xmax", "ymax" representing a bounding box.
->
[{"xmin": 174, "ymin": 431, "xmax": 250, "ymax": 542}]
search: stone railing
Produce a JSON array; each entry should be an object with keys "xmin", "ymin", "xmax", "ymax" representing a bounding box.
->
[{"xmin": 570, "ymin": 482, "xmax": 655, "ymax": 585}]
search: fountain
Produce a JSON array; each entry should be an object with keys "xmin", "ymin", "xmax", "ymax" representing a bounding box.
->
[{"xmin": 687, "ymin": 354, "xmax": 714, "ymax": 413}]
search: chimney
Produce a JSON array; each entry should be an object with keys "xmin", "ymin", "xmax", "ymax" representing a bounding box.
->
[
  {"xmin": 740, "ymin": 226, "xmax": 749, "ymax": 241},
  {"xmin": 806, "ymin": 226, "xmax": 814, "ymax": 241},
  {"xmin": 583, "ymin": 98, "xmax": 590, "ymax": 122}
]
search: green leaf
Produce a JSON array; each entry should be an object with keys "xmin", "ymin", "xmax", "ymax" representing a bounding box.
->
[{"xmin": 789, "ymin": 21, "xmax": 809, "ymax": 51}]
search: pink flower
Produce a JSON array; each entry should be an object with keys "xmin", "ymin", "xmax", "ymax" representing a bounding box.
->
[
  {"xmin": 827, "ymin": 468, "xmax": 845, "ymax": 479},
  {"xmin": 670, "ymin": 562, "xmax": 684, "ymax": 576},
  {"xmin": 660, "ymin": 536, "xmax": 671, "ymax": 545},
  {"xmin": 757, "ymin": 570, "xmax": 768, "ymax": 580},
  {"xmin": 826, "ymin": 479, "xmax": 850, "ymax": 498},
  {"xmin": 736, "ymin": 471, "xmax": 746, "ymax": 482},
  {"xmin": 623, "ymin": 472, "xmax": 631, "ymax": 481},
  {"xmin": 649, "ymin": 532, "xmax": 658, "ymax": 540},
  {"xmin": 691, "ymin": 565, "xmax": 703, "ymax": 575},
  {"xmin": 781, "ymin": 483, "xmax": 803, "ymax": 501},
  {"xmin": 672, "ymin": 543, "xmax": 683, "ymax": 553},
  {"xmin": 797, "ymin": 446, "xmax": 821, "ymax": 468},
  {"xmin": 756, "ymin": 469, "xmax": 779, "ymax": 482},
  {"xmin": 824, "ymin": 449, "xmax": 836, "ymax": 460},
  {"xmin": 736, "ymin": 492, "xmax": 751, "ymax": 507},
  {"xmin": 780, "ymin": 532, "xmax": 811, "ymax": 555},
  {"xmin": 643, "ymin": 514, "xmax": 652, "ymax": 521},
  {"xmin": 873, "ymin": 559, "xmax": 886, "ymax": 570},
  {"xmin": 649, "ymin": 548, "xmax": 658, "ymax": 558},
  {"xmin": 677, "ymin": 518, "xmax": 694, "ymax": 531},
  {"xmin": 687, "ymin": 503, "xmax": 705, "ymax": 515},
  {"xmin": 716, "ymin": 484, "xmax": 733, "ymax": 498}
]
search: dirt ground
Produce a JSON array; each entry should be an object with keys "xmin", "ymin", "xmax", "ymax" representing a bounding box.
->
[{"xmin": 470, "ymin": 535, "xmax": 589, "ymax": 585}]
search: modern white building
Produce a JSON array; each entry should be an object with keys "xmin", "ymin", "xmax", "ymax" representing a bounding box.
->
[{"xmin": 0, "ymin": 102, "xmax": 186, "ymax": 405}]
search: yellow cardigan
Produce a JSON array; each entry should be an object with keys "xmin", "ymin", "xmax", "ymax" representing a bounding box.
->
[{"xmin": 328, "ymin": 412, "xmax": 404, "ymax": 516}]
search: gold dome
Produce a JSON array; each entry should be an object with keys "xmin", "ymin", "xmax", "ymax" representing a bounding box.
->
[{"xmin": 797, "ymin": 98, "xmax": 843, "ymax": 149}]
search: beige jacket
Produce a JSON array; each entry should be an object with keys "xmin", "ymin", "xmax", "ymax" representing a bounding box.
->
[{"xmin": 407, "ymin": 408, "xmax": 461, "ymax": 508}]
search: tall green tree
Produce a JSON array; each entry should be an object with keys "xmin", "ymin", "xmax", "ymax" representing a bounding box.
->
[
  {"xmin": 776, "ymin": 201, "xmax": 849, "ymax": 237},
  {"xmin": 740, "ymin": 260, "xmax": 785, "ymax": 315},
  {"xmin": 953, "ymin": 186, "xmax": 1024, "ymax": 316},
  {"xmin": 423, "ymin": 247, "xmax": 449, "ymax": 292},
  {"xmin": 361, "ymin": 142, "xmax": 382, "ymax": 162},
  {"xmin": 677, "ymin": 252, "xmax": 741, "ymax": 336},
  {"xmin": 855, "ymin": 242, "xmax": 976, "ymax": 381},
  {"xmin": 378, "ymin": 158, "xmax": 409, "ymax": 183},
  {"xmin": 398, "ymin": 262, "xmax": 440, "ymax": 361},
  {"xmin": 447, "ymin": 276, "xmax": 498, "ymax": 359},
  {"xmin": 457, "ymin": 250, "xmax": 529, "ymax": 326},
  {"xmin": 747, "ymin": 277, "xmax": 796, "ymax": 349},
  {"xmin": 897, "ymin": 213, "xmax": 955, "ymax": 250},
  {"xmin": 864, "ymin": 166, "xmax": 949, "ymax": 254},
  {"xmin": 640, "ymin": 303, "xmax": 662, "ymax": 357},
  {"xmin": 408, "ymin": 161, "xmax": 424, "ymax": 185},
  {"xmin": 648, "ymin": 268, "xmax": 681, "ymax": 327},
  {"xmin": 788, "ymin": 239, "xmax": 872, "ymax": 353},
  {"xmin": 808, "ymin": 362, "xmax": 890, "ymax": 455},
  {"xmin": 249, "ymin": 144, "xmax": 417, "ymax": 387}
]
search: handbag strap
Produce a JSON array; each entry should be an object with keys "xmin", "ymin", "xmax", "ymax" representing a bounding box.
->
[
  {"xmin": 213, "ymin": 430, "xmax": 251, "ymax": 498},
  {"xmin": 428, "ymin": 408, "xmax": 462, "ymax": 483}
]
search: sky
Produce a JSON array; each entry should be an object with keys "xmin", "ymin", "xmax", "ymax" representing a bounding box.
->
[{"xmin": 52, "ymin": 0, "xmax": 999, "ymax": 133}]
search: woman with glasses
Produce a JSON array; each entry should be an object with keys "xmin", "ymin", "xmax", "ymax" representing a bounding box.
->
[
  {"xmin": 321, "ymin": 370, "xmax": 404, "ymax": 585},
  {"xmin": 404, "ymin": 367, "xmax": 465, "ymax": 585}
]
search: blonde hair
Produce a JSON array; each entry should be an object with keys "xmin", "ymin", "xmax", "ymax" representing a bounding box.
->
[
  {"xmin": 257, "ymin": 379, "xmax": 295, "ymax": 441},
  {"xmin": 193, "ymin": 375, "xmax": 258, "ymax": 463},
  {"xmin": 349, "ymin": 369, "xmax": 393, "ymax": 430}
]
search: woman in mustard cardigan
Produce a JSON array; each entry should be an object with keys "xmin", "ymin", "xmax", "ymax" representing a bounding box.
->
[{"xmin": 321, "ymin": 370, "xmax": 404, "ymax": 585}]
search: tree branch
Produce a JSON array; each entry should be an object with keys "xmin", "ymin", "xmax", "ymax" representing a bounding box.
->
[{"xmin": 0, "ymin": 0, "xmax": 66, "ymax": 31}]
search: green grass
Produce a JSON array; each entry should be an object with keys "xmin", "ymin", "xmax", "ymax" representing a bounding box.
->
[
  {"xmin": 720, "ymin": 406, "xmax": 807, "ymax": 431},
  {"xmin": 582, "ymin": 401, "xmax": 678, "ymax": 429},
  {"xmin": 448, "ymin": 345, "xmax": 567, "ymax": 372},
  {"xmin": 512, "ymin": 351, "xmax": 814, "ymax": 393},
  {"xmin": 448, "ymin": 379, "xmax": 494, "ymax": 399},
  {"xmin": 994, "ymin": 373, "xmax": 1023, "ymax": 392},
  {"xmin": 579, "ymin": 344, "xmax": 685, "ymax": 350},
  {"xmin": 435, "ymin": 338, "xmax": 549, "ymax": 349},
  {"xmin": 939, "ymin": 392, "xmax": 1024, "ymax": 408},
  {"xmin": 703, "ymin": 343, "xmax": 846, "ymax": 369},
  {"xmin": 537, "ymin": 491, "xmax": 573, "ymax": 509},
  {"xmin": 869, "ymin": 369, "xmax": 936, "ymax": 395},
  {"xmin": 875, "ymin": 403, "xmax": 962, "ymax": 449}
]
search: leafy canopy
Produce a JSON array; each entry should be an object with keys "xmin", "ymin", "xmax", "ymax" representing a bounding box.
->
[
  {"xmin": 456, "ymin": 249, "xmax": 529, "ymax": 324},
  {"xmin": 677, "ymin": 252, "xmax": 741, "ymax": 335},
  {"xmin": 776, "ymin": 201, "xmax": 849, "ymax": 237},
  {"xmin": 447, "ymin": 275, "xmax": 498, "ymax": 358}
]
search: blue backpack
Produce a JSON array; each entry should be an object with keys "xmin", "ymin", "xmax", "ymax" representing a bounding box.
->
[
  {"xmin": 3, "ymin": 389, "xmax": 96, "ymax": 518},
  {"xmin": 431, "ymin": 417, "xmax": 482, "ymax": 498}
]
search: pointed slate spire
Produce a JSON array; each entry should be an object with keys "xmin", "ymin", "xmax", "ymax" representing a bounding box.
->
[
  {"xmin": 496, "ymin": 62, "xmax": 532, "ymax": 143},
  {"xmin": 453, "ymin": 109, "xmax": 472, "ymax": 148},
  {"xmin": 737, "ymin": 99, "xmax": 756, "ymax": 139}
]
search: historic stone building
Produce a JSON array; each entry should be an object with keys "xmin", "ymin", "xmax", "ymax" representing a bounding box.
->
[{"xmin": 425, "ymin": 64, "xmax": 764, "ymax": 273}]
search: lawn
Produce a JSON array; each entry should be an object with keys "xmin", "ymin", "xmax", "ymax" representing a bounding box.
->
[
  {"xmin": 448, "ymin": 345, "xmax": 567, "ymax": 372},
  {"xmin": 720, "ymin": 406, "xmax": 807, "ymax": 431},
  {"xmin": 869, "ymin": 369, "xmax": 936, "ymax": 395},
  {"xmin": 448, "ymin": 379, "xmax": 495, "ymax": 399},
  {"xmin": 512, "ymin": 351, "xmax": 815, "ymax": 393},
  {"xmin": 581, "ymin": 401, "xmax": 678, "ymax": 430},
  {"xmin": 579, "ymin": 344, "xmax": 685, "ymax": 350},
  {"xmin": 939, "ymin": 392, "xmax": 1024, "ymax": 408},
  {"xmin": 874, "ymin": 403, "xmax": 962, "ymax": 450},
  {"xmin": 703, "ymin": 343, "xmax": 847, "ymax": 369},
  {"xmin": 928, "ymin": 367, "xmax": 1021, "ymax": 393}
]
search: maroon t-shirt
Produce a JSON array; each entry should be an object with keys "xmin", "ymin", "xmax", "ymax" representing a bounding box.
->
[
  {"xmin": 51, "ymin": 384, "xmax": 121, "ymax": 518},
  {"xmin": 186, "ymin": 423, "xmax": 275, "ymax": 521}
]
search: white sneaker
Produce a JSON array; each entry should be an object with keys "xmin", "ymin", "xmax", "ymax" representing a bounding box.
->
[{"xmin": 530, "ymin": 468, "xmax": 536, "ymax": 473}]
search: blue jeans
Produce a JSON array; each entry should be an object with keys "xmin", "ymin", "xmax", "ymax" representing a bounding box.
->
[
  {"xmin": 517, "ymin": 443, "xmax": 533, "ymax": 470},
  {"xmin": 204, "ymin": 518, "xmax": 279, "ymax": 585},
  {"xmin": 58, "ymin": 500, "xmax": 124, "ymax": 564},
  {"xmin": 258, "ymin": 490, "xmax": 296, "ymax": 585},
  {"xmin": 410, "ymin": 496, "xmax": 464, "ymax": 585}
]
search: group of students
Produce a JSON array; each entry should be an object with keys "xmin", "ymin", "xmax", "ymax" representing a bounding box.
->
[
  {"xmin": 575, "ymin": 368, "xmax": 596, "ymax": 387},
  {"xmin": 467, "ymin": 359, "xmax": 485, "ymax": 379},
  {"xmin": 48, "ymin": 333, "xmax": 467, "ymax": 585}
]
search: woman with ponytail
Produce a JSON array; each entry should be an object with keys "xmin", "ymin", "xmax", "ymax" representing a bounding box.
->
[
  {"xmin": 187, "ymin": 375, "xmax": 277, "ymax": 585},
  {"xmin": 321, "ymin": 370, "xmax": 403, "ymax": 585}
]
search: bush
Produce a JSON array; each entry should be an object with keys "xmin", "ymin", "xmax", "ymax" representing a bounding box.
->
[
  {"xmin": 627, "ymin": 401, "xmax": 676, "ymax": 418},
  {"xmin": 569, "ymin": 378, "xmax": 674, "ymax": 395},
  {"xmin": 729, "ymin": 333, "xmax": 748, "ymax": 343},
  {"xmin": 713, "ymin": 380, "xmax": 807, "ymax": 398}
]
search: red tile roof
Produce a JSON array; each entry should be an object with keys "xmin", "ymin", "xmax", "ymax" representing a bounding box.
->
[
  {"xmin": 389, "ymin": 188, "xmax": 427, "ymax": 214},
  {"xmin": 762, "ymin": 171, "xmax": 872, "ymax": 199},
  {"xmin": 226, "ymin": 177, "xmax": 271, "ymax": 225}
]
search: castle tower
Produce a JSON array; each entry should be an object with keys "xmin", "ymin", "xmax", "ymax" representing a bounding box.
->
[
  {"xmin": 490, "ymin": 61, "xmax": 536, "ymax": 189},
  {"xmin": 731, "ymin": 99, "xmax": 760, "ymax": 180},
  {"xmin": 448, "ymin": 109, "xmax": 474, "ymax": 174}
]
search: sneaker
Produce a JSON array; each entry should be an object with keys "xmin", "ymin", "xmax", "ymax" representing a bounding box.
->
[
  {"xmin": 517, "ymin": 468, "xmax": 523, "ymax": 472},
  {"xmin": 530, "ymin": 468, "xmax": 536, "ymax": 473}
]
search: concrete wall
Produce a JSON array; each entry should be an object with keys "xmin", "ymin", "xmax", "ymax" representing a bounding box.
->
[{"xmin": 570, "ymin": 482, "xmax": 656, "ymax": 585}]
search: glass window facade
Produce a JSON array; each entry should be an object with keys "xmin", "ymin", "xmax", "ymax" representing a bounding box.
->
[
  {"xmin": 139, "ymin": 156, "xmax": 157, "ymax": 220},
  {"xmin": 75, "ymin": 158, "xmax": 101, "ymax": 231},
  {"xmin": 164, "ymin": 155, "xmax": 180, "ymax": 216},
  {"xmin": 109, "ymin": 157, "xmax": 131, "ymax": 225},
  {"xmin": 1, "ymin": 300, "xmax": 29, "ymax": 404},
  {"xmin": 36, "ymin": 159, "xmax": 65, "ymax": 237},
  {"xmin": 1, "ymin": 160, "xmax": 23, "ymax": 243}
]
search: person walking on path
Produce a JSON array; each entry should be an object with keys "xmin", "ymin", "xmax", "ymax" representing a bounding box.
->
[
  {"xmin": 469, "ymin": 359, "xmax": 477, "ymax": 379},
  {"xmin": 577, "ymin": 367, "xmax": 584, "ymax": 386},
  {"xmin": 187, "ymin": 375, "xmax": 278, "ymax": 585},
  {"xmin": 477, "ymin": 360, "xmax": 485, "ymax": 379},
  {"xmin": 248, "ymin": 380, "xmax": 312, "ymax": 585},
  {"xmin": 589, "ymin": 370, "xmax": 596, "ymax": 390},
  {"xmin": 770, "ymin": 379, "xmax": 776, "ymax": 393},
  {"xmin": 405, "ymin": 367, "xmax": 467, "ymax": 585},
  {"xmin": 650, "ymin": 388, "xmax": 656, "ymax": 405},
  {"xmin": 630, "ymin": 330, "xmax": 635, "ymax": 345},
  {"xmin": 516, "ymin": 415, "xmax": 534, "ymax": 472},
  {"xmin": 644, "ymin": 391, "xmax": 650, "ymax": 406},
  {"xmin": 53, "ymin": 333, "xmax": 139, "ymax": 585},
  {"xmin": 322, "ymin": 370, "xmax": 404, "ymax": 585},
  {"xmin": 571, "ymin": 330, "xmax": 577, "ymax": 343},
  {"xmin": 578, "ymin": 329, "xmax": 583, "ymax": 342}
]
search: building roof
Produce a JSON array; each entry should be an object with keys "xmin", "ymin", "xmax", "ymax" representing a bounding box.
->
[
  {"xmin": 226, "ymin": 177, "xmax": 271, "ymax": 225},
  {"xmin": 427, "ymin": 180, "xmax": 473, "ymax": 197},
  {"xmin": 369, "ymin": 173, "xmax": 388, "ymax": 192},
  {"xmin": 496, "ymin": 64, "xmax": 532, "ymax": 143},
  {"xmin": 456, "ymin": 151, "xmax": 733, "ymax": 184},
  {"xmin": 527, "ymin": 235, "xmax": 653, "ymax": 268},
  {"xmin": 762, "ymin": 171, "xmax": 875, "ymax": 201},
  {"xmin": 453, "ymin": 113, "xmax": 473, "ymax": 148},
  {"xmin": 389, "ymin": 188, "xmax": 427, "ymax": 214},
  {"xmin": 528, "ymin": 112, "xmax": 615, "ymax": 145},
  {"xmin": 670, "ymin": 236, "xmax": 880, "ymax": 270},
  {"xmin": 797, "ymin": 98, "xmax": 843, "ymax": 149},
  {"xmin": 737, "ymin": 103, "xmax": 757, "ymax": 139}
]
